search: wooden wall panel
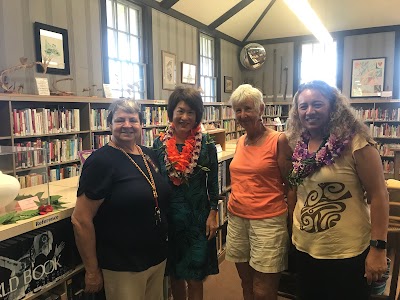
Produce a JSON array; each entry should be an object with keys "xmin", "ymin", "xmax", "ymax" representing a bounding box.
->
[
  {"xmin": 0, "ymin": 0, "xmax": 102, "ymax": 96},
  {"xmin": 152, "ymin": 10, "xmax": 199, "ymax": 100},
  {"xmin": 220, "ymin": 40, "xmax": 242, "ymax": 102},
  {"xmin": 342, "ymin": 32, "xmax": 395, "ymax": 97}
]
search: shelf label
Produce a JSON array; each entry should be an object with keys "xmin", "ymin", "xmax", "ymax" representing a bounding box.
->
[
  {"xmin": 154, "ymin": 100, "xmax": 167, "ymax": 105},
  {"xmin": 33, "ymin": 213, "xmax": 60, "ymax": 229}
]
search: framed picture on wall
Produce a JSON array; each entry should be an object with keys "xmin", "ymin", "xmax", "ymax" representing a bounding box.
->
[
  {"xmin": 34, "ymin": 22, "xmax": 70, "ymax": 75},
  {"xmin": 224, "ymin": 76, "xmax": 233, "ymax": 93},
  {"xmin": 350, "ymin": 57, "xmax": 386, "ymax": 98},
  {"xmin": 162, "ymin": 51, "xmax": 176, "ymax": 90},
  {"xmin": 181, "ymin": 62, "xmax": 196, "ymax": 85}
]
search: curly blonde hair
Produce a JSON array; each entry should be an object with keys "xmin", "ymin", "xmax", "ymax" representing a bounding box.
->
[{"xmin": 286, "ymin": 80, "xmax": 372, "ymax": 148}]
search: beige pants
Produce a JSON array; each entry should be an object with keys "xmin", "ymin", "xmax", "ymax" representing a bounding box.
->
[{"xmin": 102, "ymin": 259, "xmax": 166, "ymax": 300}]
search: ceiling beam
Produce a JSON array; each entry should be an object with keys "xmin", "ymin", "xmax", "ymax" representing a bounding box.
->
[
  {"xmin": 133, "ymin": 0, "xmax": 242, "ymax": 46},
  {"xmin": 242, "ymin": 0, "xmax": 276, "ymax": 43},
  {"xmin": 159, "ymin": 0, "xmax": 180, "ymax": 10},
  {"xmin": 208, "ymin": 0, "xmax": 255, "ymax": 30}
]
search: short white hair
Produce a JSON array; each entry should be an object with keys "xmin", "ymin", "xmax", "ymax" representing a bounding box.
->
[{"xmin": 229, "ymin": 84, "xmax": 264, "ymax": 113}]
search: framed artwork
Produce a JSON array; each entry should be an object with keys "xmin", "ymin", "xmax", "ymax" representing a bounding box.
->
[
  {"xmin": 162, "ymin": 51, "xmax": 176, "ymax": 90},
  {"xmin": 181, "ymin": 62, "xmax": 196, "ymax": 85},
  {"xmin": 350, "ymin": 57, "xmax": 385, "ymax": 98},
  {"xmin": 224, "ymin": 76, "xmax": 233, "ymax": 93},
  {"xmin": 34, "ymin": 22, "xmax": 70, "ymax": 75}
]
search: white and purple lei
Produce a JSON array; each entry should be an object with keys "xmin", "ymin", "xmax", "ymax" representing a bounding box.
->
[{"xmin": 288, "ymin": 132, "xmax": 352, "ymax": 186}]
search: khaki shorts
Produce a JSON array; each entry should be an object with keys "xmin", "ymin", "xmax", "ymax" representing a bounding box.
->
[
  {"xmin": 102, "ymin": 259, "xmax": 166, "ymax": 300},
  {"xmin": 225, "ymin": 213, "xmax": 289, "ymax": 273}
]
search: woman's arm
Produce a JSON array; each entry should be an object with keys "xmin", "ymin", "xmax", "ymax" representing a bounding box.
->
[
  {"xmin": 354, "ymin": 145, "xmax": 389, "ymax": 284},
  {"xmin": 206, "ymin": 142, "xmax": 219, "ymax": 240},
  {"xmin": 71, "ymin": 194, "xmax": 104, "ymax": 293},
  {"xmin": 277, "ymin": 133, "xmax": 297, "ymax": 233}
]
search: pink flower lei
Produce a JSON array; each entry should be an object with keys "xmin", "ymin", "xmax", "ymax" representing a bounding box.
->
[
  {"xmin": 160, "ymin": 124, "xmax": 203, "ymax": 186},
  {"xmin": 288, "ymin": 132, "xmax": 352, "ymax": 186}
]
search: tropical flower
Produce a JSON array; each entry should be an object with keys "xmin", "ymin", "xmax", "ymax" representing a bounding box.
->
[
  {"xmin": 288, "ymin": 132, "xmax": 352, "ymax": 186},
  {"xmin": 160, "ymin": 124, "xmax": 202, "ymax": 186}
]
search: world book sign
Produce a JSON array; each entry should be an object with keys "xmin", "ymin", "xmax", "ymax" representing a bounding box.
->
[{"xmin": 0, "ymin": 220, "xmax": 74, "ymax": 299}]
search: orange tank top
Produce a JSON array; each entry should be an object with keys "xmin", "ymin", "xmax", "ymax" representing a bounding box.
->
[{"xmin": 228, "ymin": 131, "xmax": 287, "ymax": 219}]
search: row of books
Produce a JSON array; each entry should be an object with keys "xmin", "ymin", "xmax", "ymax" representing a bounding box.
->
[
  {"xmin": 226, "ymin": 132, "xmax": 242, "ymax": 141},
  {"xmin": 13, "ymin": 108, "xmax": 80, "ymax": 136},
  {"xmin": 17, "ymin": 172, "xmax": 45, "ymax": 188},
  {"xmin": 353, "ymin": 107, "xmax": 400, "ymax": 121},
  {"xmin": 377, "ymin": 143, "xmax": 400, "ymax": 157},
  {"xmin": 383, "ymin": 160, "xmax": 395, "ymax": 174},
  {"xmin": 15, "ymin": 138, "xmax": 83, "ymax": 169},
  {"xmin": 92, "ymin": 134, "xmax": 111, "ymax": 149},
  {"xmin": 142, "ymin": 106, "xmax": 168, "ymax": 126},
  {"xmin": 49, "ymin": 165, "xmax": 79, "ymax": 182},
  {"xmin": 217, "ymin": 161, "xmax": 229, "ymax": 195},
  {"xmin": 90, "ymin": 109, "xmax": 108, "ymax": 130},
  {"xmin": 203, "ymin": 106, "xmax": 220, "ymax": 122},
  {"xmin": 370, "ymin": 124, "xmax": 400, "ymax": 138},
  {"xmin": 264, "ymin": 105, "xmax": 284, "ymax": 117},
  {"xmin": 141, "ymin": 128, "xmax": 163, "ymax": 147},
  {"xmin": 221, "ymin": 106, "xmax": 234, "ymax": 119}
]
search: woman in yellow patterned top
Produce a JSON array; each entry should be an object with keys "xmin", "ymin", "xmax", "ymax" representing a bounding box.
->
[{"xmin": 286, "ymin": 80, "xmax": 389, "ymax": 300}]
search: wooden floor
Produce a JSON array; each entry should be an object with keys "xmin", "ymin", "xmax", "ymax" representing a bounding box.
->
[
  {"xmin": 203, "ymin": 259, "xmax": 399, "ymax": 300},
  {"xmin": 203, "ymin": 260, "xmax": 290, "ymax": 300}
]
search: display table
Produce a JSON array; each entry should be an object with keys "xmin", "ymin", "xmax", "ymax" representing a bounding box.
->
[{"xmin": 0, "ymin": 177, "xmax": 79, "ymax": 241}]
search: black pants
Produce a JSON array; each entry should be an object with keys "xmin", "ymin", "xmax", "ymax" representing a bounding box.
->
[{"xmin": 295, "ymin": 248, "xmax": 371, "ymax": 300}]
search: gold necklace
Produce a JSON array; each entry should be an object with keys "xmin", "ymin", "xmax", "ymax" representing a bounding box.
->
[
  {"xmin": 245, "ymin": 131, "xmax": 265, "ymax": 146},
  {"xmin": 108, "ymin": 141, "xmax": 161, "ymax": 225}
]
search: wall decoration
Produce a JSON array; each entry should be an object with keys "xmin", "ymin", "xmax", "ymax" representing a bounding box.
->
[
  {"xmin": 351, "ymin": 57, "xmax": 385, "ymax": 98},
  {"xmin": 162, "ymin": 51, "xmax": 176, "ymax": 90},
  {"xmin": 181, "ymin": 62, "xmax": 196, "ymax": 85},
  {"xmin": 224, "ymin": 76, "xmax": 233, "ymax": 93},
  {"xmin": 34, "ymin": 22, "xmax": 70, "ymax": 75}
]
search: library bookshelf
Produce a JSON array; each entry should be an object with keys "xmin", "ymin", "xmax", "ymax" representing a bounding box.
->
[{"xmin": 350, "ymin": 98, "xmax": 400, "ymax": 178}]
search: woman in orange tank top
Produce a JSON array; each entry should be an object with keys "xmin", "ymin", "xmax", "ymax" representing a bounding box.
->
[{"xmin": 225, "ymin": 84, "xmax": 296, "ymax": 300}]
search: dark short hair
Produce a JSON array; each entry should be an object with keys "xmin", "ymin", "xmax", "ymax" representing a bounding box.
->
[
  {"xmin": 107, "ymin": 99, "xmax": 142, "ymax": 125},
  {"xmin": 167, "ymin": 87, "xmax": 204, "ymax": 126}
]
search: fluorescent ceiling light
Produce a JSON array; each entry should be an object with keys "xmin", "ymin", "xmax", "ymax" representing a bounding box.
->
[{"xmin": 284, "ymin": 0, "xmax": 333, "ymax": 45}]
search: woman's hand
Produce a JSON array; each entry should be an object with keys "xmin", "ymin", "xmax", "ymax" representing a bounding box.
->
[
  {"xmin": 206, "ymin": 210, "xmax": 218, "ymax": 240},
  {"xmin": 85, "ymin": 267, "xmax": 104, "ymax": 293},
  {"xmin": 365, "ymin": 248, "xmax": 387, "ymax": 284}
]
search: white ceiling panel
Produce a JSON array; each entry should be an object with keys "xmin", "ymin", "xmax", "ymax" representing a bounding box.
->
[
  {"xmin": 216, "ymin": 0, "xmax": 271, "ymax": 41},
  {"xmin": 172, "ymin": 0, "xmax": 241, "ymax": 26},
  {"xmin": 162, "ymin": 0, "xmax": 400, "ymax": 42}
]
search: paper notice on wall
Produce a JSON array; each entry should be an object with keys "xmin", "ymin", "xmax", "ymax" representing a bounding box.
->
[
  {"xmin": 35, "ymin": 77, "xmax": 50, "ymax": 95},
  {"xmin": 103, "ymin": 84, "xmax": 113, "ymax": 98}
]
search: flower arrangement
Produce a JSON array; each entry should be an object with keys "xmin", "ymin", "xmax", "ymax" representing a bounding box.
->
[
  {"xmin": 288, "ymin": 132, "xmax": 352, "ymax": 186},
  {"xmin": 159, "ymin": 124, "xmax": 203, "ymax": 186},
  {"xmin": 0, "ymin": 192, "xmax": 65, "ymax": 225}
]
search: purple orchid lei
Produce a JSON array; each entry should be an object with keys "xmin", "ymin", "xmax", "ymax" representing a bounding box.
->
[{"xmin": 288, "ymin": 132, "xmax": 352, "ymax": 186}]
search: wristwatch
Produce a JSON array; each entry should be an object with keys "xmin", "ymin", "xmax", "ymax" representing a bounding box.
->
[{"xmin": 370, "ymin": 239, "xmax": 387, "ymax": 250}]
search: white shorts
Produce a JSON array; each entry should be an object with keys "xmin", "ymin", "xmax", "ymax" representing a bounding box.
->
[{"xmin": 225, "ymin": 212, "xmax": 289, "ymax": 273}]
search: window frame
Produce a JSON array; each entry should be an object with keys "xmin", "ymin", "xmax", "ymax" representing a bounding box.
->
[
  {"xmin": 199, "ymin": 33, "xmax": 217, "ymax": 102},
  {"xmin": 104, "ymin": 0, "xmax": 147, "ymax": 99},
  {"xmin": 299, "ymin": 40, "xmax": 338, "ymax": 87}
]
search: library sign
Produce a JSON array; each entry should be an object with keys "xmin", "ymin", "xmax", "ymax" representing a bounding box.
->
[{"xmin": 0, "ymin": 219, "xmax": 78, "ymax": 299}]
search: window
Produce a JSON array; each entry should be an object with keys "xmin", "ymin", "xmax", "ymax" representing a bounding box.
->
[
  {"xmin": 199, "ymin": 33, "xmax": 216, "ymax": 102},
  {"xmin": 106, "ymin": 0, "xmax": 146, "ymax": 99},
  {"xmin": 300, "ymin": 41, "xmax": 337, "ymax": 87}
]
